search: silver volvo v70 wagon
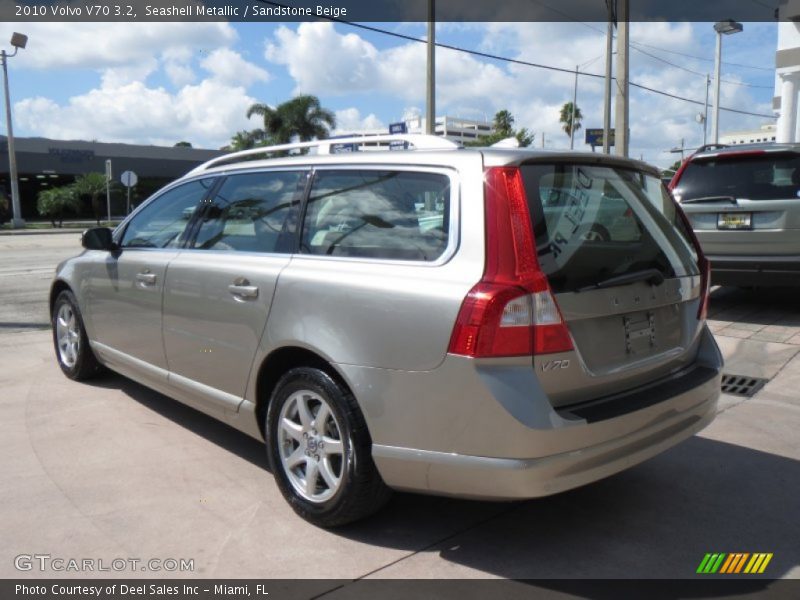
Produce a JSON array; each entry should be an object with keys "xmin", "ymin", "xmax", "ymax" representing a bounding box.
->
[{"xmin": 50, "ymin": 135, "xmax": 723, "ymax": 526}]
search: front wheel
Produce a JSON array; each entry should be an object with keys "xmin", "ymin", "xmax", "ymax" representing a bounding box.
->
[
  {"xmin": 52, "ymin": 289, "xmax": 103, "ymax": 380},
  {"xmin": 266, "ymin": 367, "xmax": 391, "ymax": 527}
]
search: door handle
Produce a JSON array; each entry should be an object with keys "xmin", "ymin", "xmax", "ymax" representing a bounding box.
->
[
  {"xmin": 136, "ymin": 271, "xmax": 157, "ymax": 285},
  {"xmin": 228, "ymin": 278, "xmax": 259, "ymax": 300}
]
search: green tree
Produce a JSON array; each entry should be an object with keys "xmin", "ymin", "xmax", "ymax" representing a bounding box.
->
[
  {"xmin": 246, "ymin": 102, "xmax": 284, "ymax": 144},
  {"xmin": 174, "ymin": 141, "xmax": 192, "ymax": 148},
  {"xmin": 37, "ymin": 185, "xmax": 80, "ymax": 228},
  {"xmin": 223, "ymin": 130, "xmax": 262, "ymax": 152},
  {"xmin": 281, "ymin": 95, "xmax": 336, "ymax": 141},
  {"xmin": 559, "ymin": 102, "xmax": 583, "ymax": 138},
  {"xmin": 515, "ymin": 127, "xmax": 535, "ymax": 147},
  {"xmin": 464, "ymin": 110, "xmax": 534, "ymax": 148},
  {"xmin": 493, "ymin": 109, "xmax": 515, "ymax": 137},
  {"xmin": 74, "ymin": 172, "xmax": 112, "ymax": 226},
  {"xmin": 245, "ymin": 94, "xmax": 336, "ymax": 146}
]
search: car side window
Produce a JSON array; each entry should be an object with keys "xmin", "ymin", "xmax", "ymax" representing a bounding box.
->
[
  {"xmin": 300, "ymin": 169, "xmax": 450, "ymax": 262},
  {"xmin": 192, "ymin": 171, "xmax": 306, "ymax": 253},
  {"xmin": 120, "ymin": 179, "xmax": 215, "ymax": 249}
]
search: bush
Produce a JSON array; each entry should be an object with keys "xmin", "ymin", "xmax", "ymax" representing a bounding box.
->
[{"xmin": 37, "ymin": 185, "xmax": 80, "ymax": 227}]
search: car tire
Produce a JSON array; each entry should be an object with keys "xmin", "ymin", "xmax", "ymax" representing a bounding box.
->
[
  {"xmin": 266, "ymin": 367, "xmax": 391, "ymax": 527},
  {"xmin": 52, "ymin": 289, "xmax": 103, "ymax": 380}
]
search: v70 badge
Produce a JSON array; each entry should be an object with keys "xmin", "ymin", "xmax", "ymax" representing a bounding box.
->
[{"xmin": 541, "ymin": 359, "xmax": 570, "ymax": 372}]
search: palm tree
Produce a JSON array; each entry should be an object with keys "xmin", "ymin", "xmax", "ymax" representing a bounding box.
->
[
  {"xmin": 245, "ymin": 95, "xmax": 336, "ymax": 146},
  {"xmin": 246, "ymin": 102, "xmax": 287, "ymax": 144},
  {"xmin": 493, "ymin": 110, "xmax": 515, "ymax": 137},
  {"xmin": 282, "ymin": 95, "xmax": 336, "ymax": 141},
  {"xmin": 224, "ymin": 130, "xmax": 262, "ymax": 151},
  {"xmin": 559, "ymin": 102, "xmax": 583, "ymax": 138},
  {"xmin": 73, "ymin": 172, "xmax": 111, "ymax": 225}
]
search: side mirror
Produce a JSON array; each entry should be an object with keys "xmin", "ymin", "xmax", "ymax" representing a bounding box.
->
[{"xmin": 82, "ymin": 227, "xmax": 116, "ymax": 251}]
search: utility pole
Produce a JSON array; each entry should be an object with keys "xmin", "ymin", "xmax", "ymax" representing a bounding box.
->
[
  {"xmin": 602, "ymin": 0, "xmax": 614, "ymax": 154},
  {"xmin": 703, "ymin": 74, "xmax": 710, "ymax": 146},
  {"xmin": 614, "ymin": 0, "xmax": 629, "ymax": 157},
  {"xmin": 426, "ymin": 0, "xmax": 435, "ymax": 135},
  {"xmin": 570, "ymin": 65, "xmax": 578, "ymax": 150}
]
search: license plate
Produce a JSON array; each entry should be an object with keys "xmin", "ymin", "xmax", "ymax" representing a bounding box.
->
[{"xmin": 717, "ymin": 213, "xmax": 752, "ymax": 230}]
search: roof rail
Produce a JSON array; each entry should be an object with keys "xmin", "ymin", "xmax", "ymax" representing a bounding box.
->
[
  {"xmin": 188, "ymin": 134, "xmax": 461, "ymax": 175},
  {"xmin": 694, "ymin": 143, "xmax": 728, "ymax": 154}
]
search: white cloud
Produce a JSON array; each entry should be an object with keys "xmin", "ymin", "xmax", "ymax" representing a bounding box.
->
[
  {"xmin": 0, "ymin": 22, "xmax": 237, "ymax": 74},
  {"xmin": 200, "ymin": 48, "xmax": 270, "ymax": 87},
  {"xmin": 4, "ymin": 22, "xmax": 272, "ymax": 149},
  {"xmin": 334, "ymin": 108, "xmax": 385, "ymax": 133},
  {"xmin": 262, "ymin": 21, "xmax": 774, "ymax": 166},
  {"xmin": 15, "ymin": 78, "xmax": 257, "ymax": 149},
  {"xmin": 265, "ymin": 23, "xmax": 379, "ymax": 94}
]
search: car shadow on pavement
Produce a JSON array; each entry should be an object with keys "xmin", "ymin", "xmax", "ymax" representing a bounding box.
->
[
  {"xmin": 343, "ymin": 436, "xmax": 800, "ymax": 581},
  {"xmin": 87, "ymin": 371, "xmax": 270, "ymax": 471},
  {"xmin": 709, "ymin": 286, "xmax": 800, "ymax": 326},
  {"xmin": 86, "ymin": 372, "xmax": 798, "ymax": 581}
]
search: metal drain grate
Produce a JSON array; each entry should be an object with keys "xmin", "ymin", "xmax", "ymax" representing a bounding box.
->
[{"xmin": 720, "ymin": 374, "xmax": 768, "ymax": 397}]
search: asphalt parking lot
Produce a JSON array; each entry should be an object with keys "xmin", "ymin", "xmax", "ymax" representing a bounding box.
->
[{"xmin": 1, "ymin": 232, "xmax": 798, "ymax": 583}]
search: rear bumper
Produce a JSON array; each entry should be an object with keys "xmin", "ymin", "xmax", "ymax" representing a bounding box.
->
[
  {"xmin": 707, "ymin": 255, "xmax": 800, "ymax": 287},
  {"xmin": 372, "ymin": 384, "xmax": 718, "ymax": 500},
  {"xmin": 341, "ymin": 327, "xmax": 723, "ymax": 500}
]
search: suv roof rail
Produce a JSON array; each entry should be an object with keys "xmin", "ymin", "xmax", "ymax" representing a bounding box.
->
[
  {"xmin": 188, "ymin": 134, "xmax": 461, "ymax": 175},
  {"xmin": 694, "ymin": 143, "xmax": 728, "ymax": 154}
]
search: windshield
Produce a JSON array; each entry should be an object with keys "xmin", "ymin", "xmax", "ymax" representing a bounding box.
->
[
  {"xmin": 673, "ymin": 152, "xmax": 800, "ymax": 202},
  {"xmin": 521, "ymin": 163, "xmax": 698, "ymax": 294}
]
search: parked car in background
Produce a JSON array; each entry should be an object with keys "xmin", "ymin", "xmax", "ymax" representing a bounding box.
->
[
  {"xmin": 50, "ymin": 135, "xmax": 722, "ymax": 526},
  {"xmin": 670, "ymin": 143, "xmax": 800, "ymax": 286}
]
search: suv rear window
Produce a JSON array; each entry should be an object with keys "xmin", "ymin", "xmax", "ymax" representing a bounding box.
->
[
  {"xmin": 521, "ymin": 163, "xmax": 698, "ymax": 293},
  {"xmin": 674, "ymin": 152, "xmax": 800, "ymax": 201},
  {"xmin": 301, "ymin": 169, "xmax": 450, "ymax": 261}
]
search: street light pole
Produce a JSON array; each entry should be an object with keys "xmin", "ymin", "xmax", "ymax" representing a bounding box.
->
[
  {"xmin": 711, "ymin": 19, "xmax": 743, "ymax": 145},
  {"xmin": 426, "ymin": 0, "xmax": 435, "ymax": 135},
  {"xmin": 1, "ymin": 35, "xmax": 27, "ymax": 228}
]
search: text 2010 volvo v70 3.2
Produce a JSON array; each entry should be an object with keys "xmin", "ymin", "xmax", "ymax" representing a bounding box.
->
[{"xmin": 50, "ymin": 135, "xmax": 722, "ymax": 526}]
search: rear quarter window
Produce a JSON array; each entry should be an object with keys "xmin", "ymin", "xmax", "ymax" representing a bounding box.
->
[{"xmin": 300, "ymin": 169, "xmax": 451, "ymax": 262}]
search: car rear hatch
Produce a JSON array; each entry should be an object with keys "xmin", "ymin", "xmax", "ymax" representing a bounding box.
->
[
  {"xmin": 519, "ymin": 159, "xmax": 706, "ymax": 407},
  {"xmin": 671, "ymin": 147, "xmax": 800, "ymax": 256}
]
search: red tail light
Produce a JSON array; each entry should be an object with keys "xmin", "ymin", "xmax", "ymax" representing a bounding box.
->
[
  {"xmin": 448, "ymin": 167, "xmax": 573, "ymax": 358},
  {"xmin": 672, "ymin": 195, "xmax": 710, "ymax": 320}
]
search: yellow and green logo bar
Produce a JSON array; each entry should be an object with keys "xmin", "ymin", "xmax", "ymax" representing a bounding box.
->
[{"xmin": 697, "ymin": 553, "xmax": 773, "ymax": 574}]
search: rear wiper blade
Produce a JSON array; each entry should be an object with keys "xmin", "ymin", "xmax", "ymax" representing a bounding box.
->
[
  {"xmin": 577, "ymin": 268, "xmax": 666, "ymax": 293},
  {"xmin": 680, "ymin": 195, "xmax": 736, "ymax": 205}
]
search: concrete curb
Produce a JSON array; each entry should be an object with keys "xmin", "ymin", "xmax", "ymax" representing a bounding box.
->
[{"xmin": 0, "ymin": 228, "xmax": 85, "ymax": 236}]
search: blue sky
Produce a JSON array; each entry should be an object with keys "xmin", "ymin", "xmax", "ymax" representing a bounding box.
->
[{"xmin": 0, "ymin": 20, "xmax": 778, "ymax": 167}]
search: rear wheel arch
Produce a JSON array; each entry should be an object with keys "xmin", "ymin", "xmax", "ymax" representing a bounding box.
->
[{"xmin": 254, "ymin": 346, "xmax": 354, "ymax": 439}]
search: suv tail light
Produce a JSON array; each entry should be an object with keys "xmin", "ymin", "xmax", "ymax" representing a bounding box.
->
[
  {"xmin": 672, "ymin": 196, "xmax": 710, "ymax": 320},
  {"xmin": 448, "ymin": 167, "xmax": 573, "ymax": 358}
]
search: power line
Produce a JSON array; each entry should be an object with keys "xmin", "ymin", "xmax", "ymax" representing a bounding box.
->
[
  {"xmin": 530, "ymin": 0, "xmax": 774, "ymax": 72},
  {"xmin": 630, "ymin": 45, "xmax": 774, "ymax": 89},
  {"xmin": 254, "ymin": 1, "xmax": 777, "ymax": 120},
  {"xmin": 629, "ymin": 40, "xmax": 773, "ymax": 72},
  {"xmin": 340, "ymin": 21, "xmax": 777, "ymax": 119}
]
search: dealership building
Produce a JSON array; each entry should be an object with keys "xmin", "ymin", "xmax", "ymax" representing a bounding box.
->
[{"xmin": 0, "ymin": 136, "xmax": 223, "ymax": 220}]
